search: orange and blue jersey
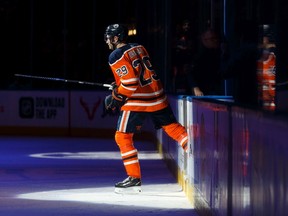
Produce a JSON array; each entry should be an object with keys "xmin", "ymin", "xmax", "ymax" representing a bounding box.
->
[{"xmin": 108, "ymin": 43, "xmax": 169, "ymax": 112}]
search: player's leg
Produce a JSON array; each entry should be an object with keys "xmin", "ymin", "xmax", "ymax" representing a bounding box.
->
[
  {"xmin": 162, "ymin": 122, "xmax": 188, "ymax": 152},
  {"xmin": 114, "ymin": 110, "xmax": 145, "ymax": 193},
  {"xmin": 115, "ymin": 131, "xmax": 141, "ymax": 179},
  {"xmin": 151, "ymin": 106, "xmax": 188, "ymax": 152},
  {"xmin": 114, "ymin": 131, "xmax": 142, "ymax": 193}
]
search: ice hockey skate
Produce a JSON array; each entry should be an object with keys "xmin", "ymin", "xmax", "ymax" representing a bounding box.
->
[{"xmin": 114, "ymin": 176, "xmax": 142, "ymax": 194}]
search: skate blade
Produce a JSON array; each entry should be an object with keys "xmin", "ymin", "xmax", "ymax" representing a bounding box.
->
[{"xmin": 114, "ymin": 186, "xmax": 142, "ymax": 194}]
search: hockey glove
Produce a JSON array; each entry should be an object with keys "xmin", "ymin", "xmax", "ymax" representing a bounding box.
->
[
  {"xmin": 104, "ymin": 88, "xmax": 127, "ymax": 111},
  {"xmin": 102, "ymin": 96, "xmax": 119, "ymax": 117}
]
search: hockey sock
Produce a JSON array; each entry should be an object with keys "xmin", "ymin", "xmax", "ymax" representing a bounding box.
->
[
  {"xmin": 162, "ymin": 123, "xmax": 188, "ymax": 152},
  {"xmin": 115, "ymin": 131, "xmax": 141, "ymax": 178}
]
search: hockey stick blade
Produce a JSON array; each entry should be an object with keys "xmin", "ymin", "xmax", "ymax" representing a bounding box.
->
[{"xmin": 14, "ymin": 74, "xmax": 112, "ymax": 88}]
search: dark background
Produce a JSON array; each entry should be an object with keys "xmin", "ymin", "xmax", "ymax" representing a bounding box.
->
[{"xmin": 0, "ymin": 0, "xmax": 286, "ymax": 95}]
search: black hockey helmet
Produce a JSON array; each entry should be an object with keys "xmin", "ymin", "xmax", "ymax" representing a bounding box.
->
[{"xmin": 104, "ymin": 24, "xmax": 128, "ymax": 42}]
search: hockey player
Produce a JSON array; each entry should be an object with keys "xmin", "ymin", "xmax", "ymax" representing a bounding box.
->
[{"xmin": 103, "ymin": 24, "xmax": 188, "ymax": 194}]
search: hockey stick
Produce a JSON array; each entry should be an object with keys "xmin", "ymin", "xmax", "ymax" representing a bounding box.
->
[
  {"xmin": 276, "ymin": 80, "xmax": 288, "ymax": 86},
  {"xmin": 14, "ymin": 73, "xmax": 112, "ymax": 89}
]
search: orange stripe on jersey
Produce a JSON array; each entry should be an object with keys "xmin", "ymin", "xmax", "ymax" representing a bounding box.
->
[{"xmin": 109, "ymin": 44, "xmax": 169, "ymax": 112}]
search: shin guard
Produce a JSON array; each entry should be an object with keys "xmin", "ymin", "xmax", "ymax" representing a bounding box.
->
[
  {"xmin": 115, "ymin": 131, "xmax": 141, "ymax": 178},
  {"xmin": 162, "ymin": 123, "xmax": 188, "ymax": 152}
]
